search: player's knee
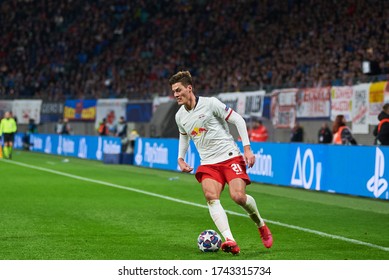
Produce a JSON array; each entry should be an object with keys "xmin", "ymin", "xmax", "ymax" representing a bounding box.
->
[
  {"xmin": 204, "ymin": 192, "xmax": 218, "ymax": 202},
  {"xmin": 230, "ymin": 192, "xmax": 246, "ymax": 206}
]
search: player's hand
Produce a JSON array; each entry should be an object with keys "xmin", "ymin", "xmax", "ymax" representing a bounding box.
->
[
  {"xmin": 243, "ymin": 145, "xmax": 255, "ymax": 168},
  {"xmin": 178, "ymin": 158, "xmax": 194, "ymax": 173}
]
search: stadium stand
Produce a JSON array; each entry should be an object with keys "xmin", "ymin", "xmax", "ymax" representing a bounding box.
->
[{"xmin": 0, "ymin": 0, "xmax": 388, "ymax": 101}]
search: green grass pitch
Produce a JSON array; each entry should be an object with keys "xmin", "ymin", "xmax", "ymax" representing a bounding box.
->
[{"xmin": 0, "ymin": 151, "xmax": 388, "ymax": 260}]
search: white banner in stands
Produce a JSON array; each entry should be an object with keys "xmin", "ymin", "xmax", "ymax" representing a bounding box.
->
[
  {"xmin": 368, "ymin": 81, "xmax": 388, "ymax": 125},
  {"xmin": 217, "ymin": 90, "xmax": 265, "ymax": 118},
  {"xmin": 12, "ymin": 99, "xmax": 42, "ymax": 124},
  {"xmin": 95, "ymin": 98, "xmax": 128, "ymax": 132},
  {"xmin": 352, "ymin": 83, "xmax": 370, "ymax": 134},
  {"xmin": 330, "ymin": 86, "xmax": 353, "ymax": 122},
  {"xmin": 270, "ymin": 88, "xmax": 297, "ymax": 129}
]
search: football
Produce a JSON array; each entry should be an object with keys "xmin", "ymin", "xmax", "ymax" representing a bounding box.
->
[{"xmin": 197, "ymin": 229, "xmax": 222, "ymax": 252}]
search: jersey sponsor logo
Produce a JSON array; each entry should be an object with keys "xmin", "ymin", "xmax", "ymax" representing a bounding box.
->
[
  {"xmin": 366, "ymin": 147, "xmax": 388, "ymax": 199},
  {"xmin": 190, "ymin": 127, "xmax": 207, "ymax": 137}
]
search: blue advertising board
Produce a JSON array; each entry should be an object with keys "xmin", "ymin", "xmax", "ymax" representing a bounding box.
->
[
  {"xmin": 133, "ymin": 137, "xmax": 198, "ymax": 171},
  {"xmin": 133, "ymin": 138, "xmax": 389, "ymax": 201},
  {"xmin": 13, "ymin": 134, "xmax": 388, "ymax": 200},
  {"xmin": 14, "ymin": 133, "xmax": 121, "ymax": 161},
  {"xmin": 245, "ymin": 143, "xmax": 389, "ymax": 200}
]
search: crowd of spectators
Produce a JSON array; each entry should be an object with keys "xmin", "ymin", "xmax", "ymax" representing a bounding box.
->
[{"xmin": 0, "ymin": 0, "xmax": 388, "ymax": 101}]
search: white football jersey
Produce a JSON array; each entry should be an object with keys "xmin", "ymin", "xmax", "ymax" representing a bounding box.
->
[{"xmin": 175, "ymin": 96, "xmax": 242, "ymax": 165}]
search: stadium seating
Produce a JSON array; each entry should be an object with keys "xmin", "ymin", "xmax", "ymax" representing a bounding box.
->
[{"xmin": 0, "ymin": 0, "xmax": 388, "ymax": 100}]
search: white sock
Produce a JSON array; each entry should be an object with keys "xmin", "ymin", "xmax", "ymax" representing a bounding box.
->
[
  {"xmin": 208, "ymin": 199, "xmax": 234, "ymax": 241},
  {"xmin": 241, "ymin": 194, "xmax": 265, "ymax": 228}
]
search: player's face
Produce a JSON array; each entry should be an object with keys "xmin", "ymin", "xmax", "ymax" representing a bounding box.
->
[{"xmin": 172, "ymin": 82, "xmax": 192, "ymax": 106}]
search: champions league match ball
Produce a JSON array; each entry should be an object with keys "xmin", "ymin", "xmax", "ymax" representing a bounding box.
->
[{"xmin": 197, "ymin": 229, "xmax": 222, "ymax": 252}]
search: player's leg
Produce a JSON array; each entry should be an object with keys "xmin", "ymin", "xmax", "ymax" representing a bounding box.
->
[
  {"xmin": 228, "ymin": 180, "xmax": 273, "ymax": 249},
  {"xmin": 8, "ymin": 142, "xmax": 13, "ymax": 159},
  {"xmin": 201, "ymin": 178, "xmax": 240, "ymax": 254},
  {"xmin": 229, "ymin": 178, "xmax": 265, "ymax": 226},
  {"xmin": 201, "ymin": 178, "xmax": 234, "ymax": 241},
  {"xmin": 8, "ymin": 133, "xmax": 14, "ymax": 159},
  {"xmin": 3, "ymin": 141, "xmax": 9, "ymax": 159},
  {"xmin": 3, "ymin": 134, "xmax": 11, "ymax": 159},
  {"xmin": 196, "ymin": 165, "xmax": 240, "ymax": 254}
]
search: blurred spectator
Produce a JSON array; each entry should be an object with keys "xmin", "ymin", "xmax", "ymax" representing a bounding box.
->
[
  {"xmin": 22, "ymin": 118, "xmax": 37, "ymax": 150},
  {"xmin": 116, "ymin": 116, "xmax": 128, "ymax": 138},
  {"xmin": 290, "ymin": 122, "xmax": 304, "ymax": 142},
  {"xmin": 27, "ymin": 118, "xmax": 38, "ymax": 134},
  {"xmin": 62, "ymin": 118, "xmax": 72, "ymax": 134},
  {"xmin": 55, "ymin": 117, "xmax": 72, "ymax": 134},
  {"xmin": 116, "ymin": 116, "xmax": 128, "ymax": 152},
  {"xmin": 249, "ymin": 119, "xmax": 268, "ymax": 142},
  {"xmin": 374, "ymin": 103, "xmax": 389, "ymax": 145},
  {"xmin": 55, "ymin": 118, "xmax": 64, "ymax": 134},
  {"xmin": 318, "ymin": 122, "xmax": 332, "ymax": 143},
  {"xmin": 128, "ymin": 129, "xmax": 139, "ymax": 153},
  {"xmin": 332, "ymin": 114, "xmax": 357, "ymax": 145},
  {"xmin": 97, "ymin": 118, "xmax": 109, "ymax": 136}
]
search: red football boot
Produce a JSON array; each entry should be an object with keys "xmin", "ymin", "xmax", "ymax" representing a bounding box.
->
[
  {"xmin": 259, "ymin": 224, "xmax": 273, "ymax": 248},
  {"xmin": 221, "ymin": 238, "xmax": 240, "ymax": 255}
]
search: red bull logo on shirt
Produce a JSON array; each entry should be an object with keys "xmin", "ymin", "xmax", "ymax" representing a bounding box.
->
[{"xmin": 190, "ymin": 127, "xmax": 208, "ymax": 137}]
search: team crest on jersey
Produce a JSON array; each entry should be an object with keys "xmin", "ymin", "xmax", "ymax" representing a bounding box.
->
[
  {"xmin": 190, "ymin": 127, "xmax": 208, "ymax": 137},
  {"xmin": 225, "ymin": 105, "xmax": 230, "ymax": 111}
]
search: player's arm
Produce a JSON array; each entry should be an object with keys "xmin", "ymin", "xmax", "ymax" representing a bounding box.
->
[
  {"xmin": 210, "ymin": 97, "xmax": 255, "ymax": 167},
  {"xmin": 176, "ymin": 113, "xmax": 194, "ymax": 173},
  {"xmin": 177, "ymin": 132, "xmax": 193, "ymax": 172},
  {"xmin": 226, "ymin": 110, "xmax": 255, "ymax": 168}
]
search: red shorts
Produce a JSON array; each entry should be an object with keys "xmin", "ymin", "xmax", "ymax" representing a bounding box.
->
[{"xmin": 195, "ymin": 156, "xmax": 251, "ymax": 186}]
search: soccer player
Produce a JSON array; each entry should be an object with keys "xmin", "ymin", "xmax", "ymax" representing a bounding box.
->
[
  {"xmin": 169, "ymin": 71, "xmax": 273, "ymax": 255},
  {"xmin": 0, "ymin": 111, "xmax": 18, "ymax": 159}
]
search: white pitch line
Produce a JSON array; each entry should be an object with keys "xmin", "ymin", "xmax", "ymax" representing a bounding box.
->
[{"xmin": 4, "ymin": 160, "xmax": 389, "ymax": 252}]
